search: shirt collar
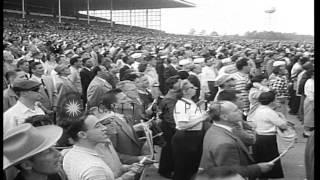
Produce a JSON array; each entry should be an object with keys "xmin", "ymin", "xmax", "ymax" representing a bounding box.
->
[
  {"xmin": 32, "ymin": 75, "xmax": 42, "ymax": 83},
  {"xmin": 72, "ymin": 145, "xmax": 102, "ymax": 157},
  {"xmin": 96, "ymin": 76, "xmax": 107, "ymax": 83},
  {"xmin": 189, "ymin": 71, "xmax": 197, "ymax": 76},
  {"xmin": 15, "ymin": 101, "xmax": 39, "ymax": 113},
  {"xmin": 214, "ymin": 122, "xmax": 233, "ymax": 132}
]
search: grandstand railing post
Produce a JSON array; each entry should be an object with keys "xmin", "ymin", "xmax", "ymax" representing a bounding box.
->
[
  {"xmin": 22, "ymin": 0, "xmax": 25, "ymax": 19},
  {"xmin": 87, "ymin": 0, "xmax": 90, "ymax": 25},
  {"xmin": 58, "ymin": 0, "xmax": 61, "ymax": 23},
  {"xmin": 146, "ymin": 9, "xmax": 148, "ymax": 28},
  {"xmin": 110, "ymin": 0, "xmax": 113, "ymax": 28}
]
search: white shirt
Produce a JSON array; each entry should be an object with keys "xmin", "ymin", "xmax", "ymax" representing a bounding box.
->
[
  {"xmin": 201, "ymin": 66, "xmax": 218, "ymax": 82},
  {"xmin": 68, "ymin": 66, "xmax": 82, "ymax": 94},
  {"xmin": 173, "ymin": 98, "xmax": 205, "ymax": 131},
  {"xmin": 248, "ymin": 105, "xmax": 287, "ymax": 135},
  {"xmin": 3, "ymin": 101, "xmax": 45, "ymax": 135},
  {"xmin": 213, "ymin": 122, "xmax": 232, "ymax": 132},
  {"xmin": 63, "ymin": 145, "xmax": 114, "ymax": 180},
  {"xmin": 304, "ymin": 78, "xmax": 314, "ymax": 101}
]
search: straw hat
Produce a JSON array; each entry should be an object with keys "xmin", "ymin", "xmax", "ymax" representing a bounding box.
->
[{"xmin": 3, "ymin": 124, "xmax": 63, "ymax": 169}]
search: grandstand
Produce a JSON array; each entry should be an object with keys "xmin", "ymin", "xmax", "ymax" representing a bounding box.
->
[{"xmin": 4, "ymin": 0, "xmax": 195, "ymax": 31}]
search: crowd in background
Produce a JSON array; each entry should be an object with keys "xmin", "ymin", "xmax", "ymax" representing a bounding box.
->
[{"xmin": 3, "ymin": 12, "xmax": 314, "ymax": 180}]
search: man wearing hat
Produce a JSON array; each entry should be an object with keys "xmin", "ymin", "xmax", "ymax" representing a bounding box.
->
[
  {"xmin": 4, "ymin": 79, "xmax": 45, "ymax": 134},
  {"xmin": 4, "ymin": 123, "xmax": 63, "ymax": 180}
]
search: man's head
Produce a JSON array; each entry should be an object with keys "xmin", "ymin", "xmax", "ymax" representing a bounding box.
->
[
  {"xmin": 12, "ymin": 79, "xmax": 42, "ymax": 101},
  {"xmin": 66, "ymin": 114, "xmax": 109, "ymax": 145},
  {"xmin": 55, "ymin": 64, "xmax": 71, "ymax": 76},
  {"xmin": 30, "ymin": 62, "xmax": 44, "ymax": 77},
  {"xmin": 92, "ymin": 65, "xmax": 109, "ymax": 80},
  {"xmin": 165, "ymin": 75, "xmax": 181, "ymax": 91},
  {"xmin": 82, "ymin": 57, "xmax": 94, "ymax": 68},
  {"xmin": 191, "ymin": 64, "xmax": 202, "ymax": 74},
  {"xmin": 4, "ymin": 124, "xmax": 63, "ymax": 175},
  {"xmin": 235, "ymin": 58, "xmax": 250, "ymax": 74},
  {"xmin": 216, "ymin": 75, "xmax": 235, "ymax": 90},
  {"xmin": 17, "ymin": 59, "xmax": 30, "ymax": 73},
  {"xmin": 122, "ymin": 55, "xmax": 135, "ymax": 65},
  {"xmin": 208, "ymin": 101, "xmax": 243, "ymax": 123},
  {"xmin": 70, "ymin": 56, "xmax": 82, "ymax": 68}
]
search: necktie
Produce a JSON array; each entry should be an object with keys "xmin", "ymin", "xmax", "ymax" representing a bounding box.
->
[{"xmin": 41, "ymin": 79, "xmax": 50, "ymax": 98}]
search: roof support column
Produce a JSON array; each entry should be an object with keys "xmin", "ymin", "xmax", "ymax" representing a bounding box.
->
[
  {"xmin": 58, "ymin": 0, "xmax": 61, "ymax": 23},
  {"xmin": 22, "ymin": 0, "xmax": 25, "ymax": 19},
  {"xmin": 146, "ymin": 9, "xmax": 149, "ymax": 28},
  {"xmin": 87, "ymin": 0, "xmax": 90, "ymax": 25},
  {"xmin": 110, "ymin": 0, "xmax": 113, "ymax": 28}
]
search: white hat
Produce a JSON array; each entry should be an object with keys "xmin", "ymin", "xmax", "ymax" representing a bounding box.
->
[
  {"xmin": 131, "ymin": 53, "xmax": 142, "ymax": 59},
  {"xmin": 3, "ymin": 124, "xmax": 63, "ymax": 169},
  {"xmin": 179, "ymin": 59, "xmax": 192, "ymax": 66},
  {"xmin": 194, "ymin": 58, "xmax": 205, "ymax": 64},
  {"xmin": 221, "ymin": 58, "xmax": 232, "ymax": 64},
  {"xmin": 184, "ymin": 43, "xmax": 192, "ymax": 48},
  {"xmin": 273, "ymin": 61, "xmax": 286, "ymax": 67}
]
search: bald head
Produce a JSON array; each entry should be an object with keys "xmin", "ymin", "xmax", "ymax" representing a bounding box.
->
[{"xmin": 208, "ymin": 101, "xmax": 242, "ymax": 122}]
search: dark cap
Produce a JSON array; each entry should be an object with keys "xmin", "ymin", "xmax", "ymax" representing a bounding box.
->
[{"xmin": 12, "ymin": 79, "xmax": 41, "ymax": 92}]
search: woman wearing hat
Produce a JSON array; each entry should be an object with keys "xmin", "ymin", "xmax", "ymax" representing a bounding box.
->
[
  {"xmin": 250, "ymin": 92, "xmax": 288, "ymax": 179},
  {"xmin": 171, "ymin": 80, "xmax": 208, "ymax": 180}
]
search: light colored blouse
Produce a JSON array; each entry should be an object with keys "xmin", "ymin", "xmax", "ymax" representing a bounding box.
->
[
  {"xmin": 173, "ymin": 98, "xmax": 206, "ymax": 131},
  {"xmin": 248, "ymin": 105, "xmax": 287, "ymax": 135}
]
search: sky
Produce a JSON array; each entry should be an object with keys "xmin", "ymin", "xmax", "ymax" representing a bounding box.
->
[{"xmin": 161, "ymin": 0, "xmax": 314, "ymax": 35}]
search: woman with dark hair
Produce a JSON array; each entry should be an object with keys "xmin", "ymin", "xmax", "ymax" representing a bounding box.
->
[
  {"xmin": 250, "ymin": 91, "xmax": 288, "ymax": 179},
  {"xmin": 171, "ymin": 80, "xmax": 208, "ymax": 180},
  {"xmin": 248, "ymin": 74, "xmax": 270, "ymax": 110}
]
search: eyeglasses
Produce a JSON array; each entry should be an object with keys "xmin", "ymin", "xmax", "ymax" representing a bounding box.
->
[
  {"xmin": 29, "ymin": 87, "xmax": 40, "ymax": 92},
  {"xmin": 188, "ymin": 86, "xmax": 198, "ymax": 90}
]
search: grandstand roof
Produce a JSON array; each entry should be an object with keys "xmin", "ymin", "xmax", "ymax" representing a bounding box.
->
[{"xmin": 4, "ymin": 0, "xmax": 195, "ymax": 12}]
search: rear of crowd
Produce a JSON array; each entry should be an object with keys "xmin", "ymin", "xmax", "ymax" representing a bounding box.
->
[{"xmin": 3, "ymin": 14, "xmax": 314, "ymax": 180}]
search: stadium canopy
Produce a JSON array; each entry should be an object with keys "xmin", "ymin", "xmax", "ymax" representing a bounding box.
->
[{"xmin": 4, "ymin": 0, "xmax": 195, "ymax": 12}]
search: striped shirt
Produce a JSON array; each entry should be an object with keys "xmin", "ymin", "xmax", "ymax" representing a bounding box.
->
[{"xmin": 232, "ymin": 72, "xmax": 250, "ymax": 114}]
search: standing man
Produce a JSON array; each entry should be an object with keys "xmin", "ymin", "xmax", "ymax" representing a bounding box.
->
[
  {"xmin": 4, "ymin": 79, "xmax": 45, "ymax": 134},
  {"xmin": 232, "ymin": 58, "xmax": 251, "ymax": 118},
  {"xmin": 68, "ymin": 56, "xmax": 83, "ymax": 95},
  {"xmin": 200, "ymin": 101, "xmax": 274, "ymax": 179},
  {"xmin": 80, "ymin": 58, "xmax": 95, "ymax": 108},
  {"xmin": 29, "ymin": 61, "xmax": 57, "ymax": 117},
  {"xmin": 87, "ymin": 65, "xmax": 113, "ymax": 108}
]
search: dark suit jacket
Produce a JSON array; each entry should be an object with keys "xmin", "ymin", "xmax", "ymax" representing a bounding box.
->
[
  {"xmin": 80, "ymin": 68, "xmax": 95, "ymax": 102},
  {"xmin": 87, "ymin": 76, "xmax": 112, "ymax": 108},
  {"xmin": 119, "ymin": 65, "xmax": 130, "ymax": 81},
  {"xmin": 200, "ymin": 125, "xmax": 262, "ymax": 179},
  {"xmin": 163, "ymin": 65, "xmax": 178, "ymax": 94},
  {"xmin": 188, "ymin": 74, "xmax": 201, "ymax": 102},
  {"xmin": 164, "ymin": 65, "xmax": 178, "ymax": 81},
  {"xmin": 109, "ymin": 116, "xmax": 144, "ymax": 164}
]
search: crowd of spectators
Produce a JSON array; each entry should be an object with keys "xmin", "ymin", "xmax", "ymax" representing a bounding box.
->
[{"xmin": 3, "ymin": 12, "xmax": 314, "ymax": 180}]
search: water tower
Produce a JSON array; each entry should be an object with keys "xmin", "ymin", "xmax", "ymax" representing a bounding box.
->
[{"xmin": 264, "ymin": 7, "xmax": 276, "ymax": 31}]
